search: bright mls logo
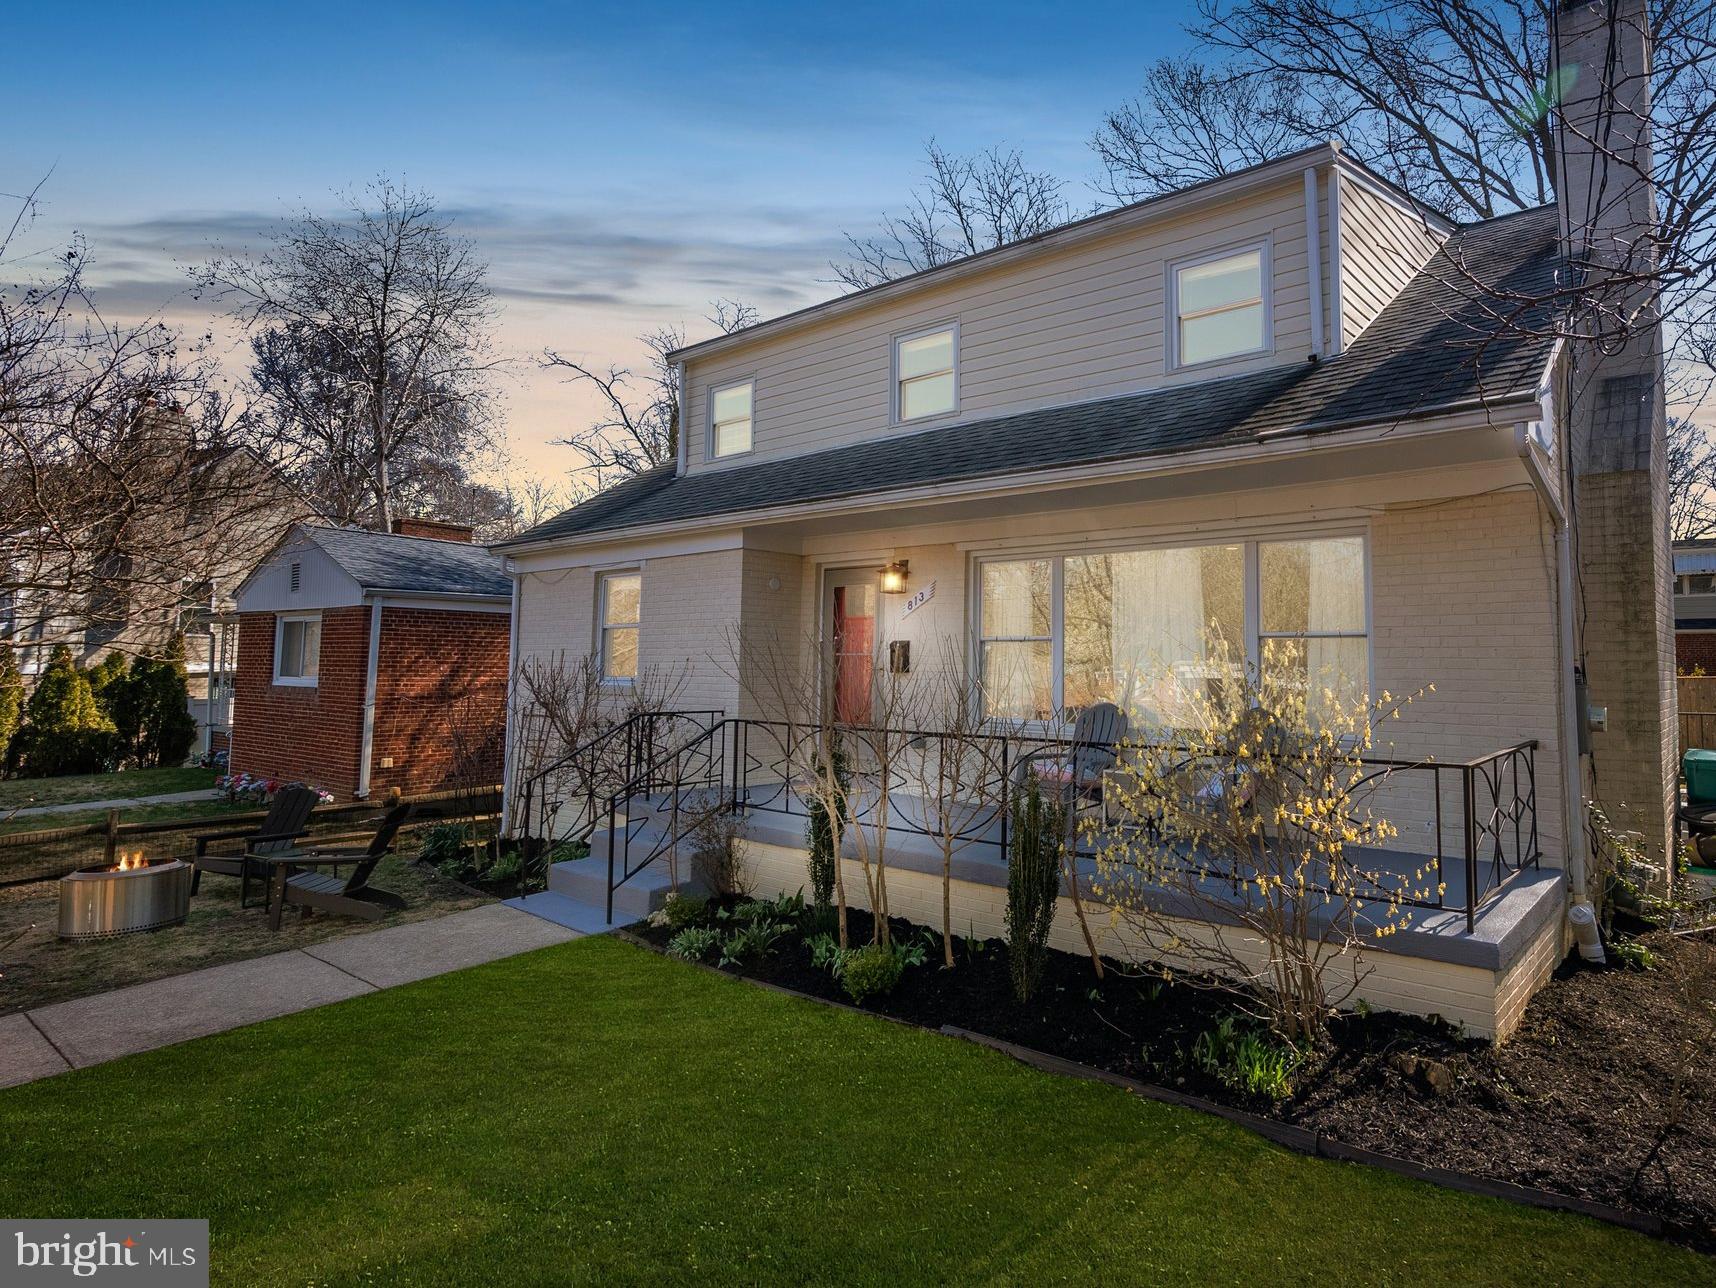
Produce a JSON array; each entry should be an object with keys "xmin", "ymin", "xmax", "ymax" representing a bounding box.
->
[{"xmin": 4, "ymin": 1220, "xmax": 207, "ymax": 1286}]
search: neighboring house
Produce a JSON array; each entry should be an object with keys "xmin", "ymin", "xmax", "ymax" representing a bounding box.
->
[
  {"xmin": 1, "ymin": 400, "xmax": 312, "ymax": 755},
  {"xmin": 494, "ymin": 3, "xmax": 1670, "ymax": 1039},
  {"xmin": 229, "ymin": 520, "xmax": 511, "ymax": 799},
  {"xmin": 1673, "ymin": 539, "xmax": 1716, "ymax": 672}
]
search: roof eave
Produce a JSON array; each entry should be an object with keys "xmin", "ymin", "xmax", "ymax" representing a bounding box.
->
[{"xmin": 503, "ymin": 392, "xmax": 1543, "ymax": 557}]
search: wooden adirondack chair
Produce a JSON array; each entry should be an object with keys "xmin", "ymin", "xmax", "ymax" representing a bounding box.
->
[
  {"xmin": 266, "ymin": 802, "xmax": 416, "ymax": 930},
  {"xmin": 190, "ymin": 784, "xmax": 319, "ymax": 908}
]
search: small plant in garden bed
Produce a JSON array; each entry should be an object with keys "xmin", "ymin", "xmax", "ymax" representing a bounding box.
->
[
  {"xmin": 1192, "ymin": 1015, "xmax": 1300, "ymax": 1102},
  {"xmin": 216, "ymin": 773, "xmax": 334, "ymax": 806},
  {"xmin": 667, "ymin": 927, "xmax": 722, "ymax": 963},
  {"xmin": 647, "ymin": 892, "xmax": 708, "ymax": 931}
]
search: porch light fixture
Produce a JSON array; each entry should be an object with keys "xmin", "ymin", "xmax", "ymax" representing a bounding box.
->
[{"xmin": 878, "ymin": 560, "xmax": 910, "ymax": 594}]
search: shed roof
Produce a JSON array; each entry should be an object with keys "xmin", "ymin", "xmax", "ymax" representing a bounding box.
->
[{"xmin": 302, "ymin": 525, "xmax": 510, "ymax": 598}]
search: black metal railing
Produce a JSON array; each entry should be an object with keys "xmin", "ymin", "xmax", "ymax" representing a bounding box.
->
[
  {"xmin": 513, "ymin": 709, "xmax": 724, "ymax": 852},
  {"xmin": 565, "ymin": 715, "xmax": 1541, "ymax": 933}
]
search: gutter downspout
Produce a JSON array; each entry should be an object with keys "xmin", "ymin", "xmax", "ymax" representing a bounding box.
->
[
  {"xmin": 1515, "ymin": 424, "xmax": 1602, "ymax": 960},
  {"xmin": 499, "ymin": 562, "xmax": 520, "ymax": 836},
  {"xmin": 356, "ymin": 595, "xmax": 385, "ymax": 800},
  {"xmin": 675, "ymin": 361, "xmax": 689, "ymax": 475},
  {"xmin": 1304, "ymin": 167, "xmax": 1324, "ymax": 356}
]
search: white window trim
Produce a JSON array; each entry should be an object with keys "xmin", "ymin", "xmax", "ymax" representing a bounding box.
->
[
  {"xmin": 890, "ymin": 320, "xmax": 960, "ymax": 426},
  {"xmin": 707, "ymin": 377, "xmax": 756, "ymax": 461},
  {"xmin": 596, "ymin": 569, "xmax": 641, "ymax": 686},
  {"xmin": 272, "ymin": 611, "xmax": 321, "ymax": 688},
  {"xmin": 1166, "ymin": 239, "xmax": 1273, "ymax": 372},
  {"xmin": 969, "ymin": 525, "xmax": 1372, "ymax": 721}
]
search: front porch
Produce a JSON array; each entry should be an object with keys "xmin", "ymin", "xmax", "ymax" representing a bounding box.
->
[{"xmin": 543, "ymin": 713, "xmax": 1568, "ymax": 1037}]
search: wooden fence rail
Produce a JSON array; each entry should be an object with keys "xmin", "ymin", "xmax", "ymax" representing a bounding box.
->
[{"xmin": 0, "ymin": 785, "xmax": 502, "ymax": 888}]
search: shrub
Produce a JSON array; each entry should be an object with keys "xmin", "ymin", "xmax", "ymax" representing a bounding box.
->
[
  {"xmin": 805, "ymin": 744, "xmax": 848, "ymax": 914},
  {"xmin": 838, "ymin": 943, "xmax": 905, "ymax": 1004},
  {"xmin": 7, "ymin": 725, "xmax": 125, "ymax": 777},
  {"xmin": 717, "ymin": 919, "xmax": 787, "ymax": 968},
  {"xmin": 648, "ymin": 892, "xmax": 709, "ymax": 930},
  {"xmin": 105, "ymin": 639, "xmax": 197, "ymax": 768},
  {"xmin": 418, "ymin": 823, "xmax": 474, "ymax": 873},
  {"xmin": 689, "ymin": 805, "xmax": 750, "ymax": 898},
  {"xmin": 7, "ymin": 644, "xmax": 114, "ymax": 776},
  {"xmin": 0, "ymin": 644, "xmax": 21, "ymax": 758},
  {"xmin": 667, "ymin": 927, "xmax": 721, "ymax": 962},
  {"xmin": 1192, "ymin": 1016, "xmax": 1300, "ymax": 1101},
  {"xmin": 1005, "ymin": 772, "xmax": 1066, "ymax": 1003}
]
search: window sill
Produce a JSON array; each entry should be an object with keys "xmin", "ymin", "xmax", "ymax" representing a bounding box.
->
[{"xmin": 272, "ymin": 676, "xmax": 319, "ymax": 689}]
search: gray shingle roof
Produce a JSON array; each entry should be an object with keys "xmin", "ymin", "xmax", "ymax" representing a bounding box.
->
[
  {"xmin": 306, "ymin": 526, "xmax": 510, "ymax": 598},
  {"xmin": 507, "ymin": 205, "xmax": 1561, "ymax": 549}
]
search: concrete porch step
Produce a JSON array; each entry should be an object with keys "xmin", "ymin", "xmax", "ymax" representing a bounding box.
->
[
  {"xmin": 547, "ymin": 833, "xmax": 704, "ymax": 920},
  {"xmin": 504, "ymin": 890, "xmax": 618, "ymax": 935}
]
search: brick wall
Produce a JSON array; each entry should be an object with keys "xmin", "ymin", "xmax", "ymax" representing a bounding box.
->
[
  {"xmin": 369, "ymin": 607, "xmax": 509, "ymax": 797},
  {"xmin": 229, "ymin": 607, "xmax": 369, "ymax": 797},
  {"xmin": 1678, "ymin": 631, "xmax": 1716, "ymax": 674}
]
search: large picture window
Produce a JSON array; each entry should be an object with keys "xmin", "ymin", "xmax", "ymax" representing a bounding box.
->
[
  {"xmin": 977, "ymin": 534, "xmax": 1367, "ymax": 724},
  {"xmin": 599, "ymin": 572, "xmax": 641, "ymax": 682}
]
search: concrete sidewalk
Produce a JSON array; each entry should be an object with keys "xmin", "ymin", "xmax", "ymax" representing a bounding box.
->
[
  {"xmin": 5, "ymin": 788, "xmax": 219, "ymax": 819},
  {"xmin": 0, "ymin": 903, "xmax": 580, "ymax": 1090}
]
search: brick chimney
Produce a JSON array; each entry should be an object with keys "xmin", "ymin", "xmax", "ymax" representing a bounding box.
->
[
  {"xmin": 1556, "ymin": 0, "xmax": 1676, "ymax": 861},
  {"xmin": 391, "ymin": 517, "xmax": 475, "ymax": 543}
]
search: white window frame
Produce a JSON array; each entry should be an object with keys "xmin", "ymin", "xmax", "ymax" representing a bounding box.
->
[
  {"xmin": 707, "ymin": 378, "xmax": 755, "ymax": 460},
  {"xmin": 1167, "ymin": 239, "xmax": 1273, "ymax": 371},
  {"xmin": 891, "ymin": 321, "xmax": 960, "ymax": 426},
  {"xmin": 596, "ymin": 569, "xmax": 642, "ymax": 686},
  {"xmin": 970, "ymin": 526, "xmax": 1372, "ymax": 722},
  {"xmin": 272, "ymin": 611, "xmax": 322, "ymax": 688}
]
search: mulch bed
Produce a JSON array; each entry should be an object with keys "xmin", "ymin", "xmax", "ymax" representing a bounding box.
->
[{"xmin": 633, "ymin": 901, "xmax": 1716, "ymax": 1249}]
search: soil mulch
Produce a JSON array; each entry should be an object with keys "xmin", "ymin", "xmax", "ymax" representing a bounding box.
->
[{"xmin": 634, "ymin": 901, "xmax": 1716, "ymax": 1249}]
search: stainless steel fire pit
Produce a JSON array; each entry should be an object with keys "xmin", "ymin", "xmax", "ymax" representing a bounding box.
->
[{"xmin": 58, "ymin": 855, "xmax": 192, "ymax": 940}]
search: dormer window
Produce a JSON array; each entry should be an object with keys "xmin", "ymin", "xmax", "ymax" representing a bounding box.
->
[
  {"xmin": 894, "ymin": 324, "xmax": 957, "ymax": 422},
  {"xmin": 1172, "ymin": 244, "xmax": 1268, "ymax": 368},
  {"xmin": 710, "ymin": 381, "xmax": 753, "ymax": 458}
]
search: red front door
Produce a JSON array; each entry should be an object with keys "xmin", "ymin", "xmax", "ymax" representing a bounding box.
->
[{"xmin": 828, "ymin": 577, "xmax": 876, "ymax": 725}]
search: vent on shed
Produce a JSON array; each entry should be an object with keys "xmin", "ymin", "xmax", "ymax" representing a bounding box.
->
[{"xmin": 289, "ymin": 561, "xmax": 301, "ymax": 593}]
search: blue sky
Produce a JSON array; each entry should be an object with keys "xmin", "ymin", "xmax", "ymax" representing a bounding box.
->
[{"xmin": 7, "ymin": 1, "xmax": 1199, "ymax": 478}]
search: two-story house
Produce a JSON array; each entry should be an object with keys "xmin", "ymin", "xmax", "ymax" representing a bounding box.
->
[{"xmin": 493, "ymin": 2, "xmax": 1673, "ymax": 1039}]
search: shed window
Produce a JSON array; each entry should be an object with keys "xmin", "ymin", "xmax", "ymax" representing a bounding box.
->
[
  {"xmin": 599, "ymin": 572, "xmax": 641, "ymax": 682},
  {"xmin": 1173, "ymin": 246, "xmax": 1267, "ymax": 366},
  {"xmin": 894, "ymin": 326, "xmax": 957, "ymax": 422},
  {"xmin": 273, "ymin": 614, "xmax": 321, "ymax": 687}
]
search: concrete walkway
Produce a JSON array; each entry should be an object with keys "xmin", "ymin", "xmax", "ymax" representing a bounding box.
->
[
  {"xmin": 5, "ymin": 788, "xmax": 219, "ymax": 819},
  {"xmin": 0, "ymin": 903, "xmax": 580, "ymax": 1090}
]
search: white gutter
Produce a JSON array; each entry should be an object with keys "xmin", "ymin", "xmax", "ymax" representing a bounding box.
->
[
  {"xmin": 1515, "ymin": 422, "xmax": 1597, "ymax": 947},
  {"xmin": 1304, "ymin": 167, "xmax": 1325, "ymax": 357},
  {"xmin": 499, "ymin": 564, "xmax": 521, "ymax": 837},
  {"xmin": 356, "ymin": 595, "xmax": 385, "ymax": 800}
]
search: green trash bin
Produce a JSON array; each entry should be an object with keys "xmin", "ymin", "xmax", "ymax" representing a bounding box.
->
[{"xmin": 1685, "ymin": 748, "xmax": 1716, "ymax": 805}]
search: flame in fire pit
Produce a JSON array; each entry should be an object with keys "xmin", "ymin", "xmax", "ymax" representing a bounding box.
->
[{"xmin": 115, "ymin": 850, "xmax": 148, "ymax": 871}]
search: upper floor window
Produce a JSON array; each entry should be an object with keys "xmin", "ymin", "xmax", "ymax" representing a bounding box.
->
[
  {"xmin": 599, "ymin": 571, "xmax": 641, "ymax": 682},
  {"xmin": 1680, "ymin": 573, "xmax": 1716, "ymax": 595},
  {"xmin": 894, "ymin": 325, "xmax": 957, "ymax": 422},
  {"xmin": 1172, "ymin": 245, "xmax": 1268, "ymax": 368},
  {"xmin": 710, "ymin": 381, "xmax": 753, "ymax": 458},
  {"xmin": 273, "ymin": 613, "xmax": 321, "ymax": 687}
]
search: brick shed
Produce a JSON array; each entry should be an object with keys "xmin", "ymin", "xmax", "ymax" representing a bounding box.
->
[{"xmin": 230, "ymin": 520, "xmax": 511, "ymax": 800}]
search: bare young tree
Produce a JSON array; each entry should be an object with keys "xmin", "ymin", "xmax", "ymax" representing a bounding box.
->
[
  {"xmin": 197, "ymin": 178, "xmax": 500, "ymax": 532},
  {"xmin": 835, "ymin": 140, "xmax": 1073, "ymax": 289},
  {"xmin": 1669, "ymin": 415, "xmax": 1716, "ymax": 540},
  {"xmin": 2, "ymin": 184, "xmax": 294, "ymax": 658},
  {"xmin": 1092, "ymin": 58, "xmax": 1326, "ymax": 201},
  {"xmin": 543, "ymin": 299, "xmax": 757, "ymax": 490}
]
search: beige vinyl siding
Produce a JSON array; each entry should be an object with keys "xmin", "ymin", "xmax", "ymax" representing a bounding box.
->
[
  {"xmin": 686, "ymin": 177, "xmax": 1318, "ymax": 470},
  {"xmin": 1336, "ymin": 174, "xmax": 1447, "ymax": 350}
]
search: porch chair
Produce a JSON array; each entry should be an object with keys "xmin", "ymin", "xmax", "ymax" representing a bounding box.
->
[
  {"xmin": 1015, "ymin": 702, "xmax": 1130, "ymax": 816},
  {"xmin": 190, "ymin": 784, "xmax": 319, "ymax": 908},
  {"xmin": 265, "ymin": 802, "xmax": 416, "ymax": 930}
]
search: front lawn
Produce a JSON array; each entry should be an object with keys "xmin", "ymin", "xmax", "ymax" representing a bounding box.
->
[
  {"xmin": 0, "ymin": 764, "xmax": 218, "ymax": 812},
  {"xmin": 0, "ymin": 936, "xmax": 1703, "ymax": 1285}
]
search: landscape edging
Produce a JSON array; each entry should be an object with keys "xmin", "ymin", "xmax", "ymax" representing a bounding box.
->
[{"xmin": 610, "ymin": 928, "xmax": 1687, "ymax": 1247}]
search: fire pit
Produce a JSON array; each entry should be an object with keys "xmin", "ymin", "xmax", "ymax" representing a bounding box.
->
[{"xmin": 58, "ymin": 851, "xmax": 192, "ymax": 940}]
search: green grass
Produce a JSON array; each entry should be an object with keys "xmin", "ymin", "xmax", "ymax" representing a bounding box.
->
[
  {"xmin": 0, "ymin": 765, "xmax": 218, "ymax": 811},
  {"xmin": 0, "ymin": 938, "xmax": 1704, "ymax": 1286},
  {"xmin": 0, "ymin": 798, "xmax": 243, "ymax": 837}
]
